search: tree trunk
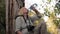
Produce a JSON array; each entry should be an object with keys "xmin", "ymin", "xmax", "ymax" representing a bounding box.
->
[{"xmin": 6, "ymin": 0, "xmax": 24, "ymax": 34}]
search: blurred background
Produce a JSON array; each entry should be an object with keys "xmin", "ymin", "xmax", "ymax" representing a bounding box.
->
[
  {"xmin": 0, "ymin": 0, "xmax": 5, "ymax": 34},
  {"xmin": 25, "ymin": 0, "xmax": 60, "ymax": 34}
]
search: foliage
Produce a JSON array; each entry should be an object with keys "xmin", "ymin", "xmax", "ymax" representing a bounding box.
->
[
  {"xmin": 41, "ymin": 0, "xmax": 60, "ymax": 34},
  {"xmin": 54, "ymin": 1, "xmax": 60, "ymax": 14},
  {"xmin": 43, "ymin": 0, "xmax": 60, "ymax": 27},
  {"xmin": 47, "ymin": 0, "xmax": 51, "ymax": 3},
  {"xmin": 0, "ymin": 0, "xmax": 5, "ymax": 34},
  {"xmin": 53, "ymin": 18, "xmax": 60, "ymax": 27},
  {"xmin": 54, "ymin": 0, "xmax": 60, "ymax": 26}
]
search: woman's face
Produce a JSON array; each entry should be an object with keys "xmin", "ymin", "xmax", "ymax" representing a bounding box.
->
[
  {"xmin": 22, "ymin": 8, "xmax": 28, "ymax": 16},
  {"xmin": 19, "ymin": 7, "xmax": 28, "ymax": 16}
]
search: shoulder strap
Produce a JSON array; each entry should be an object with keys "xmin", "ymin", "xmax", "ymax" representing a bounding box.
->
[
  {"xmin": 15, "ymin": 15, "xmax": 29, "ymax": 24},
  {"xmin": 15, "ymin": 15, "xmax": 28, "ymax": 31},
  {"xmin": 15, "ymin": 15, "xmax": 23, "ymax": 19}
]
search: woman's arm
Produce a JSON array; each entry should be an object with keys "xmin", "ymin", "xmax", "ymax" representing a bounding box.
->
[{"xmin": 15, "ymin": 17, "xmax": 22, "ymax": 34}]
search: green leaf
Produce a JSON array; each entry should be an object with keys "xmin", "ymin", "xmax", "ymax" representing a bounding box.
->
[{"xmin": 47, "ymin": 0, "xmax": 51, "ymax": 3}]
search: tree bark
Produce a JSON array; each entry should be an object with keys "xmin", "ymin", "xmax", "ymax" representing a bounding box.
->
[
  {"xmin": 6, "ymin": 0, "xmax": 14, "ymax": 34},
  {"xmin": 6, "ymin": 0, "xmax": 24, "ymax": 34}
]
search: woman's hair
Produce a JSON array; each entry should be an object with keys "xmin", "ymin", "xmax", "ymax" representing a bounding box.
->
[{"xmin": 18, "ymin": 7, "xmax": 28, "ymax": 15}]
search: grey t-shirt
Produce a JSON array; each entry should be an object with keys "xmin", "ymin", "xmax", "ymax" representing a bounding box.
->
[{"xmin": 15, "ymin": 16, "xmax": 29, "ymax": 34}]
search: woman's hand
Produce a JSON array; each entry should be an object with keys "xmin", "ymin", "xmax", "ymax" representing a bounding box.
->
[{"xmin": 16, "ymin": 31, "xmax": 22, "ymax": 34}]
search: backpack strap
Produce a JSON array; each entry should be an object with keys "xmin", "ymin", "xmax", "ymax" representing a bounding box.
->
[{"xmin": 15, "ymin": 15, "xmax": 23, "ymax": 19}]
